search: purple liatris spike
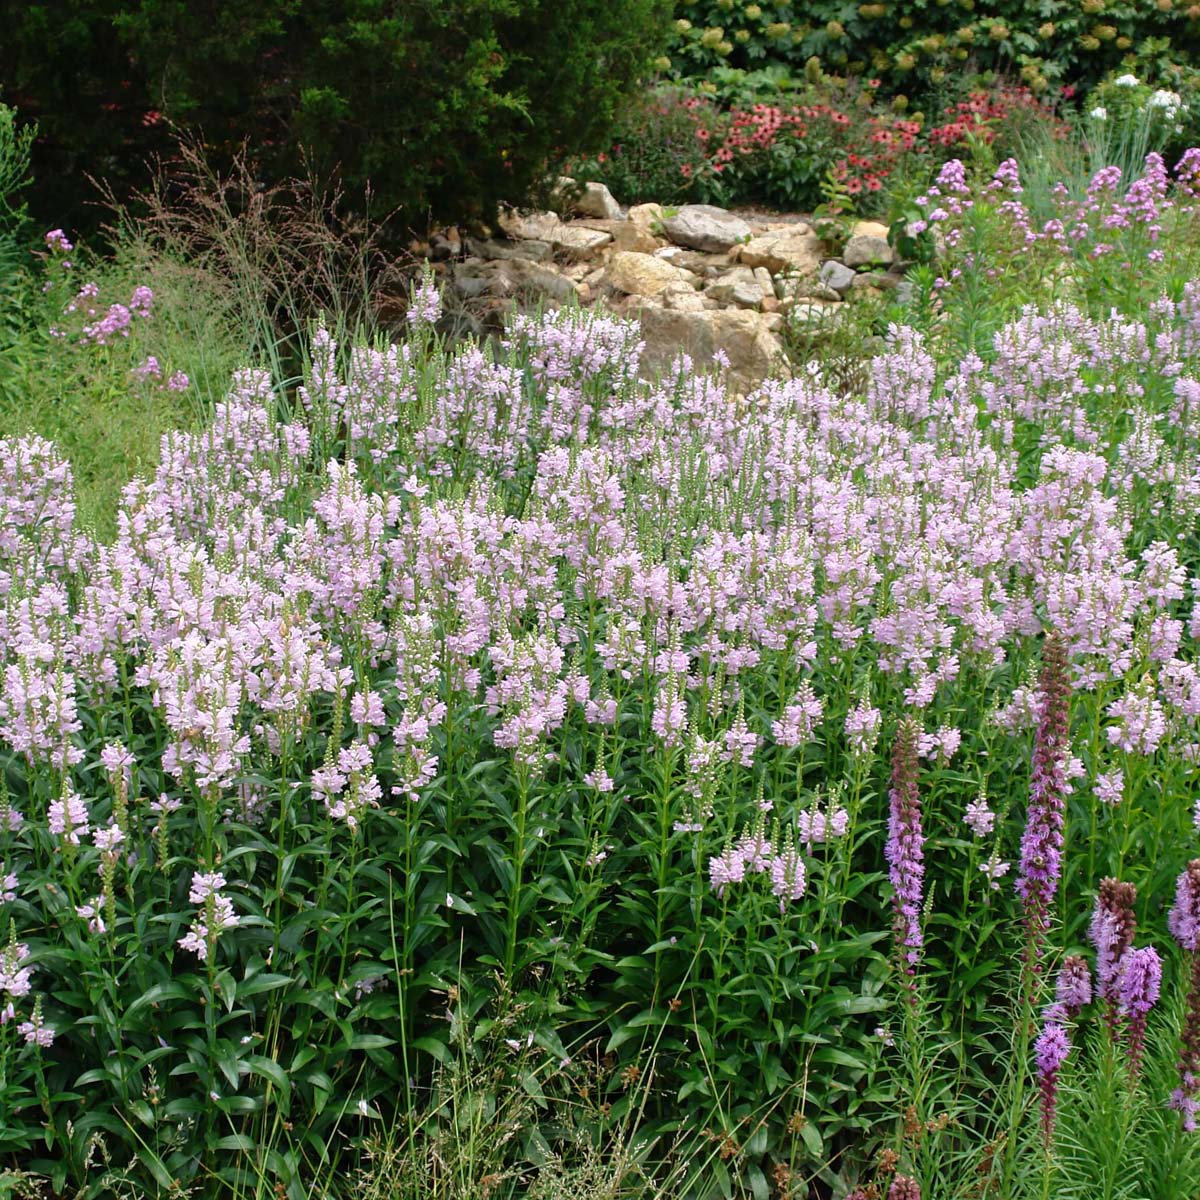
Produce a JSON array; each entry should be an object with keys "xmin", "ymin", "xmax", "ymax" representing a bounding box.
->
[
  {"xmin": 1170, "ymin": 861, "xmax": 1200, "ymax": 1129},
  {"xmin": 1117, "ymin": 946, "xmax": 1162, "ymax": 1080},
  {"xmin": 1035, "ymin": 1016, "xmax": 1071, "ymax": 1146},
  {"xmin": 1090, "ymin": 877, "xmax": 1137, "ymax": 1024},
  {"xmin": 1055, "ymin": 954, "xmax": 1092, "ymax": 1018},
  {"xmin": 1169, "ymin": 860, "xmax": 1200, "ymax": 951},
  {"xmin": 1015, "ymin": 633, "xmax": 1070, "ymax": 962},
  {"xmin": 886, "ymin": 717, "xmax": 924, "ymax": 974}
]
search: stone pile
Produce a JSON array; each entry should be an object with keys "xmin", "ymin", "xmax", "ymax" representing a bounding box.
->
[{"xmin": 416, "ymin": 181, "xmax": 912, "ymax": 390}]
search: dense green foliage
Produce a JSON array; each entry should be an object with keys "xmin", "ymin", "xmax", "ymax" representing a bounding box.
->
[
  {"xmin": 0, "ymin": 0, "xmax": 671, "ymax": 231},
  {"xmin": 664, "ymin": 0, "xmax": 1200, "ymax": 100}
]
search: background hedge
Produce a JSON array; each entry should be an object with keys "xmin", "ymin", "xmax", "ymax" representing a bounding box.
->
[{"xmin": 0, "ymin": 0, "xmax": 672, "ymax": 232}]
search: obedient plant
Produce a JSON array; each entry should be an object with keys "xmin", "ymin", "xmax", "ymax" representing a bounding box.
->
[{"xmin": 3, "ymin": 245, "xmax": 1200, "ymax": 1196}]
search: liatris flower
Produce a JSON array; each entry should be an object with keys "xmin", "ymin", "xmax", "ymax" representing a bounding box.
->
[
  {"xmin": 1090, "ymin": 877, "xmax": 1137, "ymax": 1021},
  {"xmin": 888, "ymin": 1176, "xmax": 921, "ymax": 1200},
  {"xmin": 886, "ymin": 717, "xmax": 924, "ymax": 972},
  {"xmin": 1117, "ymin": 946, "xmax": 1162, "ymax": 1079},
  {"xmin": 1055, "ymin": 954, "xmax": 1092, "ymax": 1017},
  {"xmin": 1171, "ymin": 860, "xmax": 1200, "ymax": 1129},
  {"xmin": 1035, "ymin": 1016, "xmax": 1071, "ymax": 1146},
  {"xmin": 1015, "ymin": 633, "xmax": 1070, "ymax": 962}
]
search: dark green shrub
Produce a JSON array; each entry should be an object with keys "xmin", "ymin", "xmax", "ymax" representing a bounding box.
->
[{"xmin": 0, "ymin": 0, "xmax": 672, "ymax": 230}]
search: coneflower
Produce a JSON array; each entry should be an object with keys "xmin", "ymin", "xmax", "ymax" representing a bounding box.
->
[
  {"xmin": 886, "ymin": 717, "xmax": 924, "ymax": 974},
  {"xmin": 1015, "ymin": 633, "xmax": 1070, "ymax": 966},
  {"xmin": 1169, "ymin": 860, "xmax": 1200, "ymax": 1129}
]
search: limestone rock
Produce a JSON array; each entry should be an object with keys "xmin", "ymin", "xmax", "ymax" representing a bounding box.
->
[
  {"xmin": 737, "ymin": 228, "xmax": 823, "ymax": 275},
  {"xmin": 605, "ymin": 251, "xmax": 697, "ymax": 297},
  {"xmin": 634, "ymin": 306, "xmax": 784, "ymax": 389},
  {"xmin": 572, "ymin": 181, "xmax": 622, "ymax": 220},
  {"xmin": 705, "ymin": 266, "xmax": 771, "ymax": 309},
  {"xmin": 574, "ymin": 218, "xmax": 662, "ymax": 253},
  {"xmin": 453, "ymin": 258, "xmax": 580, "ymax": 304},
  {"xmin": 850, "ymin": 220, "xmax": 890, "ymax": 240},
  {"xmin": 466, "ymin": 237, "xmax": 552, "ymax": 263},
  {"xmin": 548, "ymin": 225, "xmax": 613, "ymax": 260},
  {"xmin": 819, "ymin": 259, "xmax": 857, "ymax": 295},
  {"xmin": 661, "ymin": 283, "xmax": 708, "ymax": 312},
  {"xmin": 497, "ymin": 208, "xmax": 561, "ymax": 242},
  {"xmin": 661, "ymin": 204, "xmax": 752, "ymax": 253},
  {"xmin": 627, "ymin": 203, "xmax": 665, "ymax": 232},
  {"xmin": 843, "ymin": 232, "xmax": 894, "ymax": 268}
]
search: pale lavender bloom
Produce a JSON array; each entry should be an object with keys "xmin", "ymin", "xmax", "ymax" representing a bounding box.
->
[
  {"xmin": 129, "ymin": 286, "xmax": 154, "ymax": 317},
  {"xmin": 18, "ymin": 1006, "xmax": 54, "ymax": 1048},
  {"xmin": 844, "ymin": 699, "xmax": 881, "ymax": 756},
  {"xmin": 964, "ymin": 793, "xmax": 995, "ymax": 837},
  {"xmin": 48, "ymin": 788, "xmax": 90, "ymax": 846},
  {"xmin": 93, "ymin": 825, "xmax": 124, "ymax": 853},
  {"xmin": 407, "ymin": 275, "xmax": 441, "ymax": 328},
  {"xmin": 44, "ymin": 229, "xmax": 73, "ymax": 253},
  {"xmin": 979, "ymin": 854, "xmax": 1011, "ymax": 890},
  {"xmin": 773, "ymin": 684, "xmax": 823, "ymax": 747},
  {"xmin": 769, "ymin": 848, "xmax": 807, "ymax": 913},
  {"xmin": 0, "ymin": 864, "xmax": 15, "ymax": 904},
  {"xmin": 0, "ymin": 940, "xmax": 33, "ymax": 1000},
  {"xmin": 166, "ymin": 371, "xmax": 190, "ymax": 392},
  {"xmin": 886, "ymin": 719, "xmax": 924, "ymax": 969},
  {"xmin": 76, "ymin": 897, "xmax": 107, "ymax": 934},
  {"xmin": 1094, "ymin": 769, "xmax": 1124, "ymax": 806}
]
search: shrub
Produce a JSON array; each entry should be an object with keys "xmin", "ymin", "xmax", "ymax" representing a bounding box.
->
[
  {"xmin": 0, "ymin": 0, "xmax": 673, "ymax": 231},
  {"xmin": 663, "ymin": 0, "xmax": 1200, "ymax": 106}
]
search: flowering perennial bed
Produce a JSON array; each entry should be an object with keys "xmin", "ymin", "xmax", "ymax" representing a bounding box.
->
[{"xmin": 3, "ymin": 264, "xmax": 1200, "ymax": 1193}]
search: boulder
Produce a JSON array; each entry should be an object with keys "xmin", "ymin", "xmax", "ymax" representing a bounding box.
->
[
  {"xmin": 452, "ymin": 258, "xmax": 580, "ymax": 304},
  {"xmin": 634, "ymin": 306, "xmax": 784, "ymax": 390},
  {"xmin": 574, "ymin": 218, "xmax": 662, "ymax": 254},
  {"xmin": 737, "ymin": 228, "xmax": 823, "ymax": 276},
  {"xmin": 605, "ymin": 251, "xmax": 698, "ymax": 297},
  {"xmin": 661, "ymin": 204, "xmax": 752, "ymax": 253},
  {"xmin": 572, "ymin": 181, "xmax": 622, "ymax": 220},
  {"xmin": 705, "ymin": 266, "xmax": 772, "ymax": 309},
  {"xmin": 843, "ymin": 230, "xmax": 894, "ymax": 267},
  {"xmin": 497, "ymin": 208, "xmax": 562, "ymax": 242},
  {"xmin": 660, "ymin": 283, "xmax": 708, "ymax": 312},
  {"xmin": 653, "ymin": 246, "xmax": 733, "ymax": 274},
  {"xmin": 547, "ymin": 224, "xmax": 613, "ymax": 260},
  {"xmin": 465, "ymin": 237, "xmax": 552, "ymax": 263},
  {"xmin": 627, "ymin": 202, "xmax": 665, "ymax": 231},
  {"xmin": 850, "ymin": 220, "xmax": 890, "ymax": 240},
  {"xmin": 819, "ymin": 259, "xmax": 857, "ymax": 296}
]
